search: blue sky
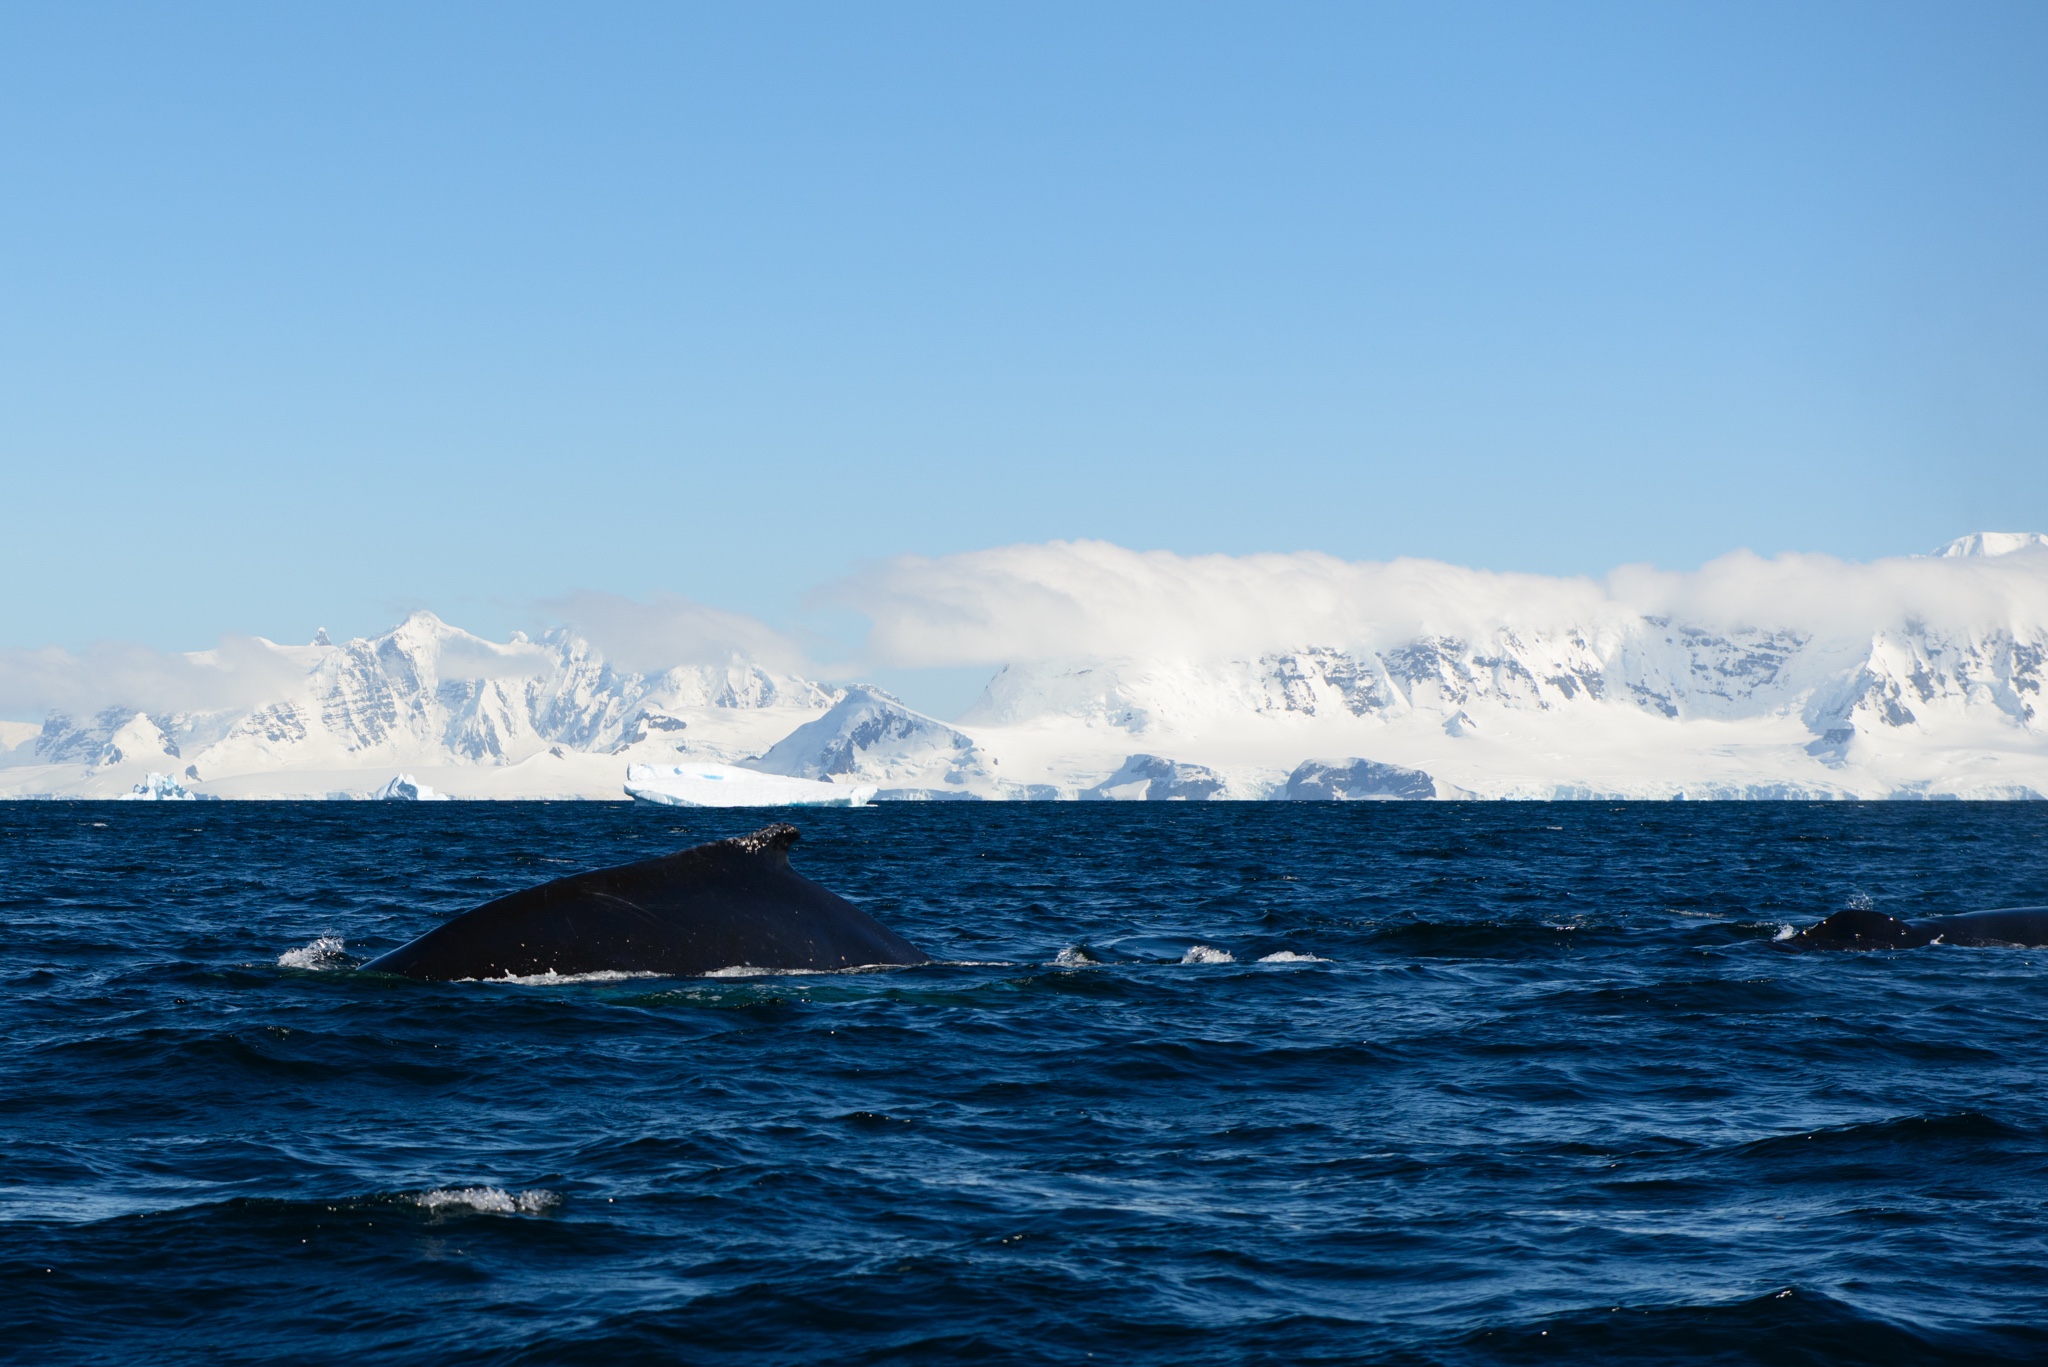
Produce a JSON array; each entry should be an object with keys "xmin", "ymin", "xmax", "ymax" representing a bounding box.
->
[{"xmin": 3, "ymin": 1, "xmax": 2045, "ymax": 664}]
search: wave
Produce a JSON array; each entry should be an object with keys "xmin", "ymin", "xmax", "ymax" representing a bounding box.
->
[
  {"xmin": 1051, "ymin": 944, "xmax": 1319, "ymax": 967},
  {"xmin": 410, "ymin": 1186, "xmax": 560, "ymax": 1216},
  {"xmin": 702, "ymin": 961, "xmax": 922, "ymax": 978},
  {"xmin": 469, "ymin": 969, "xmax": 667, "ymax": 984},
  {"xmin": 702, "ymin": 965, "xmax": 828, "ymax": 978}
]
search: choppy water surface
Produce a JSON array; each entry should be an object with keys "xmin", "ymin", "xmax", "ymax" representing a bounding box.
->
[{"xmin": 5, "ymin": 801, "xmax": 2048, "ymax": 1364}]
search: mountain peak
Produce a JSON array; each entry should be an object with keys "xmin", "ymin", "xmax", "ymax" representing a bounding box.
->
[{"xmin": 1935, "ymin": 532, "xmax": 2048, "ymax": 558}]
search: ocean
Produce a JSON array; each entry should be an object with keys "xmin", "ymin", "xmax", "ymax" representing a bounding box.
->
[{"xmin": 4, "ymin": 800, "xmax": 2046, "ymax": 1365}]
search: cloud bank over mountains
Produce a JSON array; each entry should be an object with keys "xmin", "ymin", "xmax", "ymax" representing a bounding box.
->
[
  {"xmin": 538, "ymin": 591, "xmax": 808, "ymax": 677},
  {"xmin": 0, "ymin": 593, "xmax": 804, "ymax": 725},
  {"xmin": 4, "ymin": 534, "xmax": 2046, "ymax": 801},
  {"xmin": 0, "ymin": 636, "xmax": 314, "ymax": 724},
  {"xmin": 839, "ymin": 537, "xmax": 2048, "ymax": 668}
]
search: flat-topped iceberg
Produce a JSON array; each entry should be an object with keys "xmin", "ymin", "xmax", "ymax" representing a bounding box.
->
[{"xmin": 624, "ymin": 762, "xmax": 876, "ymax": 808}]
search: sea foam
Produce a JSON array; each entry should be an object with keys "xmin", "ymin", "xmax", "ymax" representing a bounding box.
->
[{"xmin": 412, "ymin": 1187, "xmax": 560, "ymax": 1215}]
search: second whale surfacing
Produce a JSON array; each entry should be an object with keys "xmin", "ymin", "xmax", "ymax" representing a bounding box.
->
[
  {"xmin": 1789, "ymin": 906, "xmax": 2048, "ymax": 951},
  {"xmin": 363, "ymin": 823, "xmax": 930, "ymax": 981}
]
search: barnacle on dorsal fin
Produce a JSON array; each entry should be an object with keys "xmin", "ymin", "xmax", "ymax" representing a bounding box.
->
[{"xmin": 723, "ymin": 823, "xmax": 801, "ymax": 857}]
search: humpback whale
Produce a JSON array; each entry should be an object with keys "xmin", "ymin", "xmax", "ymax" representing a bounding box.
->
[
  {"xmin": 363, "ymin": 823, "xmax": 930, "ymax": 980},
  {"xmin": 1789, "ymin": 906, "xmax": 2048, "ymax": 951}
]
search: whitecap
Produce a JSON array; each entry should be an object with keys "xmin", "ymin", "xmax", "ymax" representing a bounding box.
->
[
  {"xmin": 1257, "ymin": 951, "xmax": 1329, "ymax": 964},
  {"xmin": 1180, "ymin": 944, "xmax": 1235, "ymax": 965},
  {"xmin": 475, "ymin": 969, "xmax": 665, "ymax": 985},
  {"xmin": 701, "ymin": 962, "xmax": 913, "ymax": 978},
  {"xmin": 1052, "ymin": 946, "xmax": 1102, "ymax": 967},
  {"xmin": 412, "ymin": 1186, "xmax": 559, "ymax": 1215},
  {"xmin": 703, "ymin": 965, "xmax": 825, "ymax": 978},
  {"xmin": 278, "ymin": 936, "xmax": 352, "ymax": 970}
]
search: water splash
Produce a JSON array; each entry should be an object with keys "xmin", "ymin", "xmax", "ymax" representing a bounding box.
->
[{"xmin": 277, "ymin": 937, "xmax": 352, "ymax": 970}]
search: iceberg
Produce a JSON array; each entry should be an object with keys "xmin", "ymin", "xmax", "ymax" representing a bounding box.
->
[
  {"xmin": 624, "ymin": 762, "xmax": 876, "ymax": 808},
  {"xmin": 372, "ymin": 774, "xmax": 446, "ymax": 801},
  {"xmin": 117, "ymin": 772, "xmax": 197, "ymax": 801},
  {"xmin": 746, "ymin": 686, "xmax": 987, "ymax": 789}
]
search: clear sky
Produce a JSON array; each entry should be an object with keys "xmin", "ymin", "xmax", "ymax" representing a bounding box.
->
[{"xmin": 3, "ymin": 1, "xmax": 2045, "ymax": 659}]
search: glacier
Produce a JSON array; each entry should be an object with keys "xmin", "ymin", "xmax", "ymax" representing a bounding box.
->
[{"xmin": 3, "ymin": 534, "xmax": 2045, "ymax": 801}]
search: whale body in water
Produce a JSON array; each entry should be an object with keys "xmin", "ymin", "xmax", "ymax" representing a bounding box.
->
[
  {"xmin": 1790, "ymin": 906, "xmax": 2048, "ymax": 951},
  {"xmin": 363, "ymin": 823, "xmax": 930, "ymax": 980}
]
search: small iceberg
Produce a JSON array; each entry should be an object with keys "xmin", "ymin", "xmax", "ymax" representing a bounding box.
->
[
  {"xmin": 624, "ymin": 763, "xmax": 876, "ymax": 808},
  {"xmin": 117, "ymin": 772, "xmax": 196, "ymax": 801},
  {"xmin": 373, "ymin": 774, "xmax": 447, "ymax": 801}
]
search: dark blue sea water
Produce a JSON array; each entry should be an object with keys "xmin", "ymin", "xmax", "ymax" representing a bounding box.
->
[{"xmin": 5, "ymin": 802, "xmax": 2048, "ymax": 1365}]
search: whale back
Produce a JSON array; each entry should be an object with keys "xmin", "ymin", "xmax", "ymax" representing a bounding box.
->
[
  {"xmin": 1915, "ymin": 907, "xmax": 2048, "ymax": 947},
  {"xmin": 363, "ymin": 823, "xmax": 929, "ymax": 981},
  {"xmin": 1791, "ymin": 904, "xmax": 2048, "ymax": 951},
  {"xmin": 1789, "ymin": 908, "xmax": 1934, "ymax": 951}
]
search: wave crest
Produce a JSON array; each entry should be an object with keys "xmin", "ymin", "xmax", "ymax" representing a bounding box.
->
[{"xmin": 412, "ymin": 1186, "xmax": 560, "ymax": 1215}]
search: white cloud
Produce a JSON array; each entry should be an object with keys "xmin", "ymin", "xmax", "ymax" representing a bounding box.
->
[
  {"xmin": 832, "ymin": 539, "xmax": 2048, "ymax": 667},
  {"xmin": 0, "ymin": 594, "xmax": 807, "ymax": 722},
  {"xmin": 430, "ymin": 632, "xmax": 555, "ymax": 683},
  {"xmin": 1610, "ymin": 547, "xmax": 2048, "ymax": 640},
  {"xmin": 540, "ymin": 591, "xmax": 806, "ymax": 676},
  {"xmin": 8, "ymin": 541, "xmax": 2044, "ymax": 721},
  {"xmin": 0, "ymin": 635, "xmax": 309, "ymax": 720}
]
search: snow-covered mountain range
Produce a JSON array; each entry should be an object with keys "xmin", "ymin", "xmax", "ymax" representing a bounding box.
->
[
  {"xmin": 1, "ymin": 613, "xmax": 834, "ymax": 799},
  {"xmin": 5, "ymin": 534, "xmax": 2046, "ymax": 800}
]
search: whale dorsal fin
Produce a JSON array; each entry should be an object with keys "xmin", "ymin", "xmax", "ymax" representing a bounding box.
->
[{"xmin": 721, "ymin": 823, "xmax": 801, "ymax": 858}]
